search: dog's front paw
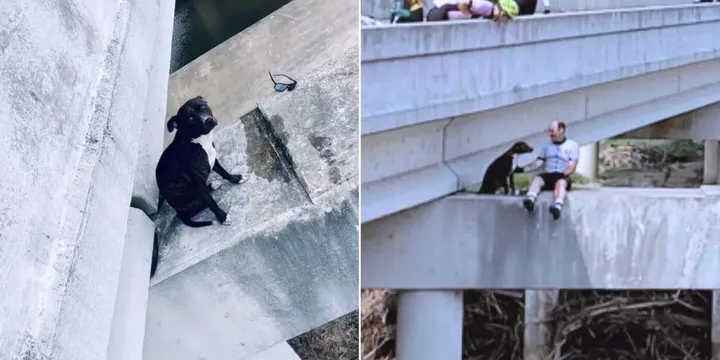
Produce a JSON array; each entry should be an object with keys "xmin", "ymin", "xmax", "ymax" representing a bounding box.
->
[
  {"xmin": 221, "ymin": 214, "xmax": 233, "ymax": 226},
  {"xmin": 228, "ymin": 174, "xmax": 247, "ymax": 184}
]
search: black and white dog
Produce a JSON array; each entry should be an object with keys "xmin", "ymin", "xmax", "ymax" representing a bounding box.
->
[
  {"xmin": 155, "ymin": 96, "xmax": 246, "ymax": 228},
  {"xmin": 478, "ymin": 141, "xmax": 534, "ymax": 195}
]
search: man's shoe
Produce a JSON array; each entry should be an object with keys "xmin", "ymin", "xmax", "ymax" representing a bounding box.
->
[
  {"xmin": 523, "ymin": 198, "xmax": 535, "ymax": 213},
  {"xmin": 549, "ymin": 205, "xmax": 561, "ymax": 220}
]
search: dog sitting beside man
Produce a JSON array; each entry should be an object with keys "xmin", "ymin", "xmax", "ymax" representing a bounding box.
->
[{"xmin": 478, "ymin": 121, "xmax": 580, "ymax": 220}]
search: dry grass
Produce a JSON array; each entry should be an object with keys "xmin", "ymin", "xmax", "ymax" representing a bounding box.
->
[
  {"xmin": 361, "ymin": 289, "xmax": 524, "ymax": 360},
  {"xmin": 288, "ymin": 310, "xmax": 359, "ymax": 360},
  {"xmin": 549, "ymin": 290, "xmax": 712, "ymax": 360},
  {"xmin": 362, "ymin": 290, "xmax": 713, "ymax": 360}
]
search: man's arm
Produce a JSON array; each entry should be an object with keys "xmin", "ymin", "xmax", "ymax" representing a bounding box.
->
[
  {"xmin": 518, "ymin": 157, "xmax": 544, "ymax": 173},
  {"xmin": 564, "ymin": 143, "xmax": 580, "ymax": 176},
  {"xmin": 517, "ymin": 145, "xmax": 545, "ymax": 173}
]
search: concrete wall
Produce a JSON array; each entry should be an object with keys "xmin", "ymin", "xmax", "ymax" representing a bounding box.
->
[
  {"xmin": 0, "ymin": 0, "xmax": 171, "ymax": 359},
  {"xmin": 362, "ymin": 187, "xmax": 720, "ymax": 289}
]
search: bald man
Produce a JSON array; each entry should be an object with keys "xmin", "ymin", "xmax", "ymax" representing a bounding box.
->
[{"xmin": 518, "ymin": 121, "xmax": 580, "ymax": 220}]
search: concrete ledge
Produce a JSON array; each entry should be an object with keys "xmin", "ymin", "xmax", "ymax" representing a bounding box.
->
[
  {"xmin": 165, "ymin": 0, "xmax": 359, "ymax": 145},
  {"xmin": 0, "ymin": 0, "xmax": 162, "ymax": 358},
  {"xmin": 246, "ymin": 342, "xmax": 301, "ymax": 360},
  {"xmin": 148, "ymin": 30, "xmax": 359, "ymax": 357},
  {"xmin": 144, "ymin": 184, "xmax": 358, "ymax": 360},
  {"xmin": 259, "ymin": 44, "xmax": 359, "ymax": 202},
  {"xmin": 150, "ymin": 111, "xmax": 312, "ymax": 282},
  {"xmin": 107, "ymin": 208, "xmax": 154, "ymax": 360},
  {"xmin": 362, "ymin": 188, "xmax": 720, "ymax": 289},
  {"xmin": 132, "ymin": 0, "xmax": 175, "ymax": 215}
]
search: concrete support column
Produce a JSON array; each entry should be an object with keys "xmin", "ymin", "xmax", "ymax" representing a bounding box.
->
[
  {"xmin": 524, "ymin": 290, "xmax": 560, "ymax": 360},
  {"xmin": 704, "ymin": 140, "xmax": 719, "ymax": 184},
  {"xmin": 713, "ymin": 291, "xmax": 720, "ymax": 360},
  {"xmin": 396, "ymin": 290, "xmax": 464, "ymax": 360},
  {"xmin": 577, "ymin": 142, "xmax": 598, "ymax": 181}
]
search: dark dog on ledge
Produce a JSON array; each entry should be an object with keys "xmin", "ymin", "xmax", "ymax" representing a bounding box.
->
[
  {"xmin": 156, "ymin": 96, "xmax": 247, "ymax": 228},
  {"xmin": 478, "ymin": 141, "xmax": 534, "ymax": 195}
]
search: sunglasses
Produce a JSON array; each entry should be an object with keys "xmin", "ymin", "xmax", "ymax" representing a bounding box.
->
[{"xmin": 269, "ymin": 71, "xmax": 297, "ymax": 92}]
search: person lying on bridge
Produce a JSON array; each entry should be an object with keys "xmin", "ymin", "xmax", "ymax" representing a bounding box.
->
[
  {"xmin": 392, "ymin": 0, "xmax": 425, "ymax": 23},
  {"xmin": 518, "ymin": 121, "xmax": 580, "ymax": 220},
  {"xmin": 426, "ymin": 0, "xmax": 519, "ymax": 22}
]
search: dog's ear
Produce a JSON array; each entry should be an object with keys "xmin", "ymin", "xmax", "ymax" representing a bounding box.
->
[{"xmin": 167, "ymin": 116, "xmax": 177, "ymax": 132}]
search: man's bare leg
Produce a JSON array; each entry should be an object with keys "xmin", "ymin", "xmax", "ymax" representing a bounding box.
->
[
  {"xmin": 549, "ymin": 179, "xmax": 568, "ymax": 220},
  {"xmin": 523, "ymin": 176, "xmax": 545, "ymax": 212}
]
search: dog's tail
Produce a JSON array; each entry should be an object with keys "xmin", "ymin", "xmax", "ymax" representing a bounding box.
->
[
  {"xmin": 150, "ymin": 231, "xmax": 159, "ymax": 279},
  {"xmin": 179, "ymin": 217, "xmax": 214, "ymax": 228},
  {"xmin": 157, "ymin": 195, "xmax": 165, "ymax": 214}
]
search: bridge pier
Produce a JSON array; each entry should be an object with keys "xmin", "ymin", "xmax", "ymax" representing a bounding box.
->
[
  {"xmin": 705, "ymin": 140, "xmax": 720, "ymax": 184},
  {"xmin": 577, "ymin": 143, "xmax": 599, "ymax": 181},
  {"xmin": 396, "ymin": 290, "xmax": 464, "ymax": 360},
  {"xmin": 524, "ymin": 290, "xmax": 560, "ymax": 360}
]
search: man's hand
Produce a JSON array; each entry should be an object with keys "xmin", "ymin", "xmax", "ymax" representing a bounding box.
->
[{"xmin": 564, "ymin": 159, "xmax": 577, "ymax": 176}]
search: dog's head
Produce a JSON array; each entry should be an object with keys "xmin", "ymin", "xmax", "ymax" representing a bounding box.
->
[
  {"xmin": 509, "ymin": 141, "xmax": 534, "ymax": 155},
  {"xmin": 166, "ymin": 96, "xmax": 217, "ymax": 138}
]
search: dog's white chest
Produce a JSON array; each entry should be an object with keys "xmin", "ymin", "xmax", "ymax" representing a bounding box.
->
[
  {"xmin": 510, "ymin": 154, "xmax": 519, "ymax": 174},
  {"xmin": 192, "ymin": 132, "xmax": 216, "ymax": 167}
]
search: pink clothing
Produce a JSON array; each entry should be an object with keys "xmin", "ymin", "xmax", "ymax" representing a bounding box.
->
[{"xmin": 447, "ymin": 0, "xmax": 495, "ymax": 20}]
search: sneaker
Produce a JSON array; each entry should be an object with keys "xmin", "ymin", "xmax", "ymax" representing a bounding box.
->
[
  {"xmin": 549, "ymin": 205, "xmax": 561, "ymax": 220},
  {"xmin": 522, "ymin": 197, "xmax": 535, "ymax": 213}
]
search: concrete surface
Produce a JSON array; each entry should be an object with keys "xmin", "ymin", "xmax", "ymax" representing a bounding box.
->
[
  {"xmin": 245, "ymin": 341, "xmax": 301, "ymax": 360},
  {"xmin": 144, "ymin": 37, "xmax": 359, "ymax": 358},
  {"xmin": 132, "ymin": 0, "xmax": 175, "ymax": 215},
  {"xmin": 107, "ymin": 208, "xmax": 154, "ymax": 360},
  {"xmin": 164, "ymin": 0, "xmax": 358, "ymax": 145},
  {"xmin": 361, "ymin": 5, "xmax": 720, "ymax": 222},
  {"xmin": 259, "ymin": 45, "xmax": 359, "ymax": 202},
  {"xmin": 0, "ymin": 0, "xmax": 168, "ymax": 358},
  {"xmin": 524, "ymin": 290, "xmax": 559, "ymax": 360},
  {"xmin": 362, "ymin": 188, "xmax": 720, "ymax": 289}
]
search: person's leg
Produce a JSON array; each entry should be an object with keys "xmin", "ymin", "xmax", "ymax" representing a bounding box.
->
[
  {"xmin": 522, "ymin": 174, "xmax": 546, "ymax": 212},
  {"xmin": 406, "ymin": 8, "xmax": 424, "ymax": 22},
  {"xmin": 549, "ymin": 175, "xmax": 571, "ymax": 220},
  {"xmin": 427, "ymin": 4, "xmax": 451, "ymax": 21},
  {"xmin": 516, "ymin": 0, "xmax": 538, "ymax": 15}
]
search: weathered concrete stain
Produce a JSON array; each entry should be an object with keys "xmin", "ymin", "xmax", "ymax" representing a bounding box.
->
[
  {"xmin": 309, "ymin": 135, "xmax": 341, "ymax": 184},
  {"xmin": 240, "ymin": 108, "xmax": 290, "ymax": 183},
  {"xmin": 55, "ymin": 0, "xmax": 97, "ymax": 54}
]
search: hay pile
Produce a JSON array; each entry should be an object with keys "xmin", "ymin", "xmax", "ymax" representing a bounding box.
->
[
  {"xmin": 361, "ymin": 289, "xmax": 524, "ymax": 360},
  {"xmin": 361, "ymin": 289, "xmax": 396, "ymax": 360},
  {"xmin": 549, "ymin": 290, "xmax": 712, "ymax": 360}
]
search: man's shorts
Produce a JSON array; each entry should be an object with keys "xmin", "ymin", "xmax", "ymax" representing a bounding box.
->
[{"xmin": 538, "ymin": 172, "xmax": 572, "ymax": 192}]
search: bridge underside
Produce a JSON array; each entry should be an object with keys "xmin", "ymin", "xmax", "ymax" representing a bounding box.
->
[{"xmin": 362, "ymin": 187, "xmax": 720, "ymax": 289}]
